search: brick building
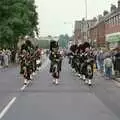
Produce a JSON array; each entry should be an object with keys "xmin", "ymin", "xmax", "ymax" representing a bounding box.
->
[
  {"xmin": 74, "ymin": 21, "xmax": 82, "ymax": 44},
  {"xmin": 105, "ymin": 2, "xmax": 120, "ymax": 50},
  {"xmin": 88, "ymin": 18, "xmax": 105, "ymax": 47},
  {"xmin": 89, "ymin": 1, "xmax": 120, "ymax": 49},
  {"xmin": 74, "ymin": 0, "xmax": 120, "ymax": 49},
  {"xmin": 88, "ymin": 24, "xmax": 97, "ymax": 46},
  {"xmin": 74, "ymin": 18, "xmax": 97, "ymax": 44}
]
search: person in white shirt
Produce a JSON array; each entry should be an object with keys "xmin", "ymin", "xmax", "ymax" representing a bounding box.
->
[{"xmin": 4, "ymin": 51, "xmax": 9, "ymax": 68}]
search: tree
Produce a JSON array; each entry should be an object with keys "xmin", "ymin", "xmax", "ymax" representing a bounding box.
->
[
  {"xmin": 58, "ymin": 34, "xmax": 70, "ymax": 48},
  {"xmin": 0, "ymin": 0, "xmax": 38, "ymax": 48}
]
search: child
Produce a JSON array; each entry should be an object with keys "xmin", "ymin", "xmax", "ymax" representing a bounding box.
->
[{"xmin": 104, "ymin": 54, "xmax": 113, "ymax": 80}]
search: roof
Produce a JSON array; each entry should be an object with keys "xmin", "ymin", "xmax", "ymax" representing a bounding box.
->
[
  {"xmin": 88, "ymin": 7, "xmax": 120, "ymax": 30},
  {"xmin": 104, "ymin": 8, "xmax": 120, "ymax": 21},
  {"xmin": 74, "ymin": 19, "xmax": 97, "ymax": 32},
  {"xmin": 88, "ymin": 17, "xmax": 105, "ymax": 30}
]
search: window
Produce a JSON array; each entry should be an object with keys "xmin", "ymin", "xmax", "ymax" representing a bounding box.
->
[
  {"xmin": 111, "ymin": 17, "xmax": 114, "ymax": 26},
  {"xmin": 109, "ymin": 19, "xmax": 110, "ymax": 24},
  {"xmin": 116, "ymin": 15, "xmax": 119, "ymax": 24},
  {"xmin": 106, "ymin": 20, "xmax": 109, "ymax": 30},
  {"xmin": 114, "ymin": 16, "xmax": 116, "ymax": 24},
  {"xmin": 112, "ymin": 17, "xmax": 114, "ymax": 25},
  {"xmin": 115, "ymin": 16, "xmax": 116, "ymax": 25},
  {"xmin": 113, "ymin": 16, "xmax": 116, "ymax": 25},
  {"xmin": 112, "ymin": 17, "xmax": 114, "ymax": 24},
  {"xmin": 109, "ymin": 18, "xmax": 112, "ymax": 27},
  {"xmin": 119, "ymin": 14, "xmax": 120, "ymax": 24},
  {"xmin": 110, "ymin": 18, "xmax": 112, "ymax": 24},
  {"xmin": 106, "ymin": 20, "xmax": 108, "ymax": 24}
]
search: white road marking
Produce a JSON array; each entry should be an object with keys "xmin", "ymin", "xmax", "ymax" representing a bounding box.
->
[
  {"xmin": 0, "ymin": 97, "xmax": 16, "ymax": 119},
  {"xmin": 0, "ymin": 56, "xmax": 48, "ymax": 119}
]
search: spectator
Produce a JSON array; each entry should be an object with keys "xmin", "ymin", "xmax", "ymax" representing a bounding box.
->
[
  {"xmin": 0, "ymin": 50, "xmax": 2, "ymax": 68},
  {"xmin": 4, "ymin": 51, "xmax": 9, "ymax": 68},
  {"xmin": 11, "ymin": 49, "xmax": 16, "ymax": 63},
  {"xmin": 94, "ymin": 50, "xmax": 99, "ymax": 70},
  {"xmin": 114, "ymin": 48, "xmax": 120, "ymax": 75},
  {"xmin": 1, "ymin": 50, "xmax": 5, "ymax": 66},
  {"xmin": 15, "ymin": 52, "xmax": 19, "ymax": 64},
  {"xmin": 7, "ymin": 49, "xmax": 11, "ymax": 63},
  {"xmin": 97, "ymin": 50, "xmax": 104, "ymax": 73},
  {"xmin": 104, "ymin": 53, "xmax": 113, "ymax": 80}
]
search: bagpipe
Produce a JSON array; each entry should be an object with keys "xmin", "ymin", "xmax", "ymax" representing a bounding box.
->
[
  {"xmin": 20, "ymin": 40, "xmax": 37, "ymax": 80},
  {"xmin": 69, "ymin": 42, "xmax": 94, "ymax": 77}
]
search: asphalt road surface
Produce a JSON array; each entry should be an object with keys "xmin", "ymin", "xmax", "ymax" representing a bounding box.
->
[{"xmin": 0, "ymin": 58, "xmax": 120, "ymax": 120}]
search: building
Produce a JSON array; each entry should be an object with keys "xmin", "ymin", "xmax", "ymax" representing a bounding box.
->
[
  {"xmin": 88, "ymin": 17, "xmax": 105, "ymax": 47},
  {"xmin": 89, "ymin": 0, "xmax": 120, "ymax": 48},
  {"xmin": 74, "ymin": 21, "xmax": 82, "ymax": 44},
  {"xmin": 105, "ymin": 1, "xmax": 120, "ymax": 50},
  {"xmin": 88, "ymin": 24, "xmax": 97, "ymax": 46},
  {"xmin": 74, "ymin": 0, "xmax": 120, "ymax": 49},
  {"xmin": 74, "ymin": 18, "xmax": 97, "ymax": 44}
]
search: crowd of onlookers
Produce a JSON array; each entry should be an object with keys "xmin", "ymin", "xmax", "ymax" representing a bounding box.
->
[
  {"xmin": 94, "ymin": 48, "xmax": 120, "ymax": 79},
  {"xmin": 0, "ymin": 49, "xmax": 17, "ymax": 68}
]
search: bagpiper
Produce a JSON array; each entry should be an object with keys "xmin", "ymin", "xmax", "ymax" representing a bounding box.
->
[{"xmin": 20, "ymin": 39, "xmax": 35, "ymax": 85}]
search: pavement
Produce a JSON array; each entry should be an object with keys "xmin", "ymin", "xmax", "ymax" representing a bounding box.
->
[{"xmin": 0, "ymin": 58, "xmax": 120, "ymax": 120}]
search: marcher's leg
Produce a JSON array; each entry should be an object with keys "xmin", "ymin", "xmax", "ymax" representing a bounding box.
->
[
  {"xmin": 50, "ymin": 62, "xmax": 53, "ymax": 73},
  {"xmin": 100, "ymin": 62, "xmax": 103, "ymax": 72},
  {"xmin": 105, "ymin": 66, "xmax": 108, "ymax": 79},
  {"xmin": 108, "ymin": 67, "xmax": 112, "ymax": 80},
  {"xmin": 34, "ymin": 60, "xmax": 37, "ymax": 72},
  {"xmin": 96, "ymin": 60, "xmax": 99, "ymax": 71},
  {"xmin": 59, "ymin": 60, "xmax": 62, "ymax": 71}
]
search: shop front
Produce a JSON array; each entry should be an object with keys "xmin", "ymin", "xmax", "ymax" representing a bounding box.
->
[
  {"xmin": 106, "ymin": 32, "xmax": 120, "ymax": 50},
  {"xmin": 106, "ymin": 33, "xmax": 120, "ymax": 76}
]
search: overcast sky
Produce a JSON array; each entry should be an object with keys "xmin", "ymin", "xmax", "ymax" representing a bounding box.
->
[{"xmin": 35, "ymin": 0, "xmax": 117, "ymax": 36}]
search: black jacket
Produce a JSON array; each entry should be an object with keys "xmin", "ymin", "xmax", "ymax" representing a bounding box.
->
[{"xmin": 49, "ymin": 51, "xmax": 61, "ymax": 62}]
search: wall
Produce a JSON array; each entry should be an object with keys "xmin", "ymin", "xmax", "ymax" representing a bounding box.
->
[{"xmin": 97, "ymin": 21, "xmax": 105, "ymax": 45}]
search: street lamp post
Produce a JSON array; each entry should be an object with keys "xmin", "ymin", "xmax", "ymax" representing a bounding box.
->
[
  {"xmin": 85, "ymin": 0, "xmax": 88, "ymax": 41},
  {"xmin": 85, "ymin": 0, "xmax": 87, "ymax": 21}
]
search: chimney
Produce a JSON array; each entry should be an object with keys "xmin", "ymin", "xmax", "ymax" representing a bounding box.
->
[
  {"xmin": 98, "ymin": 15, "xmax": 103, "ymax": 21},
  {"xmin": 93, "ymin": 17, "xmax": 97, "ymax": 21},
  {"xmin": 82, "ymin": 18, "xmax": 85, "ymax": 21},
  {"xmin": 118, "ymin": 0, "xmax": 120, "ymax": 8},
  {"xmin": 103, "ymin": 10, "xmax": 109, "ymax": 16},
  {"xmin": 111, "ymin": 4, "xmax": 116, "ymax": 12}
]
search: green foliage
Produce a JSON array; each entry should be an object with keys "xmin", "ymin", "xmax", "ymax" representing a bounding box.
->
[
  {"xmin": 0, "ymin": 0, "xmax": 38, "ymax": 49},
  {"xmin": 58, "ymin": 34, "xmax": 70, "ymax": 48}
]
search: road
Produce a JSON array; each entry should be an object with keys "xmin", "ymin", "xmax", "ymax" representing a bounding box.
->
[{"xmin": 0, "ymin": 57, "xmax": 120, "ymax": 120}]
